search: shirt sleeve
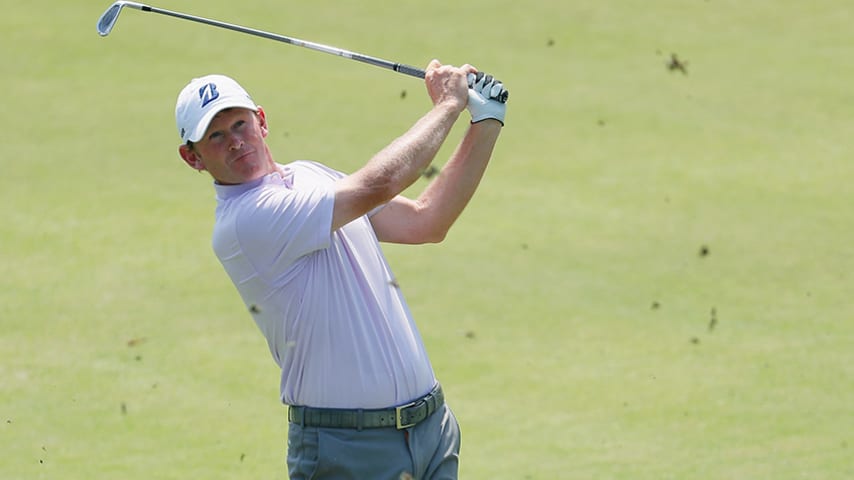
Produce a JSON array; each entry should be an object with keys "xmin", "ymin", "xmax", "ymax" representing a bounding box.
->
[{"xmin": 236, "ymin": 183, "xmax": 335, "ymax": 283}]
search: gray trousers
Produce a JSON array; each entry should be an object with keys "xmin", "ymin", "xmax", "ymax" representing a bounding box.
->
[{"xmin": 287, "ymin": 404, "xmax": 460, "ymax": 479}]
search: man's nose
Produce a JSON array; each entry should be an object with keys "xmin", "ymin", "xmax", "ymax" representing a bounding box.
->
[{"xmin": 228, "ymin": 135, "xmax": 243, "ymax": 151}]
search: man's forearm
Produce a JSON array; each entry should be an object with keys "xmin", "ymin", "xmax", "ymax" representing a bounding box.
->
[
  {"xmin": 413, "ymin": 120, "xmax": 502, "ymax": 235},
  {"xmin": 332, "ymin": 103, "xmax": 463, "ymax": 231},
  {"xmin": 359, "ymin": 104, "xmax": 462, "ymax": 198}
]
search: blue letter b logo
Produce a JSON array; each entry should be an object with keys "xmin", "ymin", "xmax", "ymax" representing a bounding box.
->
[{"xmin": 199, "ymin": 83, "xmax": 220, "ymax": 108}]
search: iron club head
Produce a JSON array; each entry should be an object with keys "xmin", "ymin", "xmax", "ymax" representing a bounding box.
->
[{"xmin": 97, "ymin": 1, "xmax": 146, "ymax": 36}]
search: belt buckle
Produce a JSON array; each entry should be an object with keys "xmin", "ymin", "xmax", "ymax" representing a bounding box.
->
[{"xmin": 395, "ymin": 401, "xmax": 417, "ymax": 429}]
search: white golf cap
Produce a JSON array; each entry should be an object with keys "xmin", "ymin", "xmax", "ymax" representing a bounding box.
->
[{"xmin": 175, "ymin": 74, "xmax": 258, "ymax": 143}]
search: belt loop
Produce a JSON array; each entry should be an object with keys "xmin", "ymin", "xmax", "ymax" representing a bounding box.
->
[
  {"xmin": 356, "ymin": 409, "xmax": 363, "ymax": 431},
  {"xmin": 299, "ymin": 407, "xmax": 305, "ymax": 428}
]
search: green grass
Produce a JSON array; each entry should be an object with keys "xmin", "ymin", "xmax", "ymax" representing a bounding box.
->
[{"xmin": 2, "ymin": 0, "xmax": 853, "ymax": 478}]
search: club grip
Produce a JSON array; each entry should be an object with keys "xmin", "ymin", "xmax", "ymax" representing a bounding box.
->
[
  {"xmin": 396, "ymin": 63, "xmax": 509, "ymax": 103},
  {"xmin": 394, "ymin": 63, "xmax": 426, "ymax": 79}
]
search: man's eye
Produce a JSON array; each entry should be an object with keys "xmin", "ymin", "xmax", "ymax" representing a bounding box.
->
[
  {"xmin": 234, "ymin": 120, "xmax": 246, "ymax": 129},
  {"xmin": 208, "ymin": 132, "xmax": 223, "ymax": 141}
]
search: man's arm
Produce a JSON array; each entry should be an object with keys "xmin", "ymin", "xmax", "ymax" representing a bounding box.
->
[
  {"xmin": 331, "ymin": 60, "xmax": 471, "ymax": 232},
  {"xmin": 369, "ymin": 119, "xmax": 502, "ymax": 244}
]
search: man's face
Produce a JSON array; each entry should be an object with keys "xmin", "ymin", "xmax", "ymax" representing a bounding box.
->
[{"xmin": 179, "ymin": 107, "xmax": 273, "ymax": 185}]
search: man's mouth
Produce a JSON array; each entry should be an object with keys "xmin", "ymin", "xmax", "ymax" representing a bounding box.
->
[{"xmin": 229, "ymin": 150, "xmax": 254, "ymax": 165}]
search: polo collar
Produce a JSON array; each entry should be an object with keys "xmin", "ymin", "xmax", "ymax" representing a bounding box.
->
[{"xmin": 214, "ymin": 166, "xmax": 294, "ymax": 201}]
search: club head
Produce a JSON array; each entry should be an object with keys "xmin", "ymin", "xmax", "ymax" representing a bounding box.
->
[{"xmin": 96, "ymin": 1, "xmax": 145, "ymax": 37}]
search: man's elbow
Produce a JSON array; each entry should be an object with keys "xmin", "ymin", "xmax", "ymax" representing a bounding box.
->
[
  {"xmin": 422, "ymin": 229, "xmax": 447, "ymax": 244},
  {"xmin": 396, "ymin": 222, "xmax": 448, "ymax": 244},
  {"xmin": 409, "ymin": 203, "xmax": 451, "ymax": 244},
  {"xmin": 418, "ymin": 222, "xmax": 451, "ymax": 244}
]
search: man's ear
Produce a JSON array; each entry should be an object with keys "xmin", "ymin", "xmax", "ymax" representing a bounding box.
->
[
  {"xmin": 257, "ymin": 106, "xmax": 269, "ymax": 138},
  {"xmin": 178, "ymin": 144, "xmax": 205, "ymax": 171}
]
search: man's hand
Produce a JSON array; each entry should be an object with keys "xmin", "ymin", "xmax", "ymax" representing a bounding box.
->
[
  {"xmin": 466, "ymin": 72, "xmax": 507, "ymax": 125},
  {"xmin": 467, "ymin": 72, "xmax": 508, "ymax": 102},
  {"xmin": 424, "ymin": 59, "xmax": 472, "ymax": 115}
]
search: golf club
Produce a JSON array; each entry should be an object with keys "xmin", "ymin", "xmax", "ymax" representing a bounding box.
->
[{"xmin": 96, "ymin": 1, "xmax": 508, "ymax": 103}]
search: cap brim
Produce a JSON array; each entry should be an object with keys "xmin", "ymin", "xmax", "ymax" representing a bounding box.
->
[{"xmin": 186, "ymin": 98, "xmax": 258, "ymax": 143}]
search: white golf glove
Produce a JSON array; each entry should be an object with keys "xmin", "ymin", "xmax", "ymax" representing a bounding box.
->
[{"xmin": 467, "ymin": 72, "xmax": 507, "ymax": 126}]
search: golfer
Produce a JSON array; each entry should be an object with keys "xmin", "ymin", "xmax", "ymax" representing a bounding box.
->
[{"xmin": 175, "ymin": 60, "xmax": 506, "ymax": 479}]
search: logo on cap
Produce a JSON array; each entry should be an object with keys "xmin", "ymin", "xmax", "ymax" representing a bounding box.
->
[{"xmin": 198, "ymin": 83, "xmax": 220, "ymax": 108}]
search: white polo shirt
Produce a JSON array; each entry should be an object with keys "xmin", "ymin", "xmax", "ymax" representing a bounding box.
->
[{"xmin": 211, "ymin": 161, "xmax": 436, "ymax": 409}]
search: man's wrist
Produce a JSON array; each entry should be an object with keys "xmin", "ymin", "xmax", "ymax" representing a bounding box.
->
[
  {"xmin": 434, "ymin": 100, "xmax": 465, "ymax": 119},
  {"xmin": 469, "ymin": 118, "xmax": 504, "ymax": 134}
]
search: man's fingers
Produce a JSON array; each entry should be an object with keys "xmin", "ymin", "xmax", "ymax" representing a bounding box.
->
[
  {"xmin": 465, "ymin": 70, "xmax": 507, "ymax": 102},
  {"xmin": 427, "ymin": 59, "xmax": 443, "ymax": 72}
]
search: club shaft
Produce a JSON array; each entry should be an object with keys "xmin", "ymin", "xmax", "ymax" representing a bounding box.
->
[{"xmin": 136, "ymin": 4, "xmax": 426, "ymax": 79}]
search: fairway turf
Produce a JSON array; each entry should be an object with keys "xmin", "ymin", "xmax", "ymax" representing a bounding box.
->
[{"xmin": 2, "ymin": 1, "xmax": 853, "ymax": 479}]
